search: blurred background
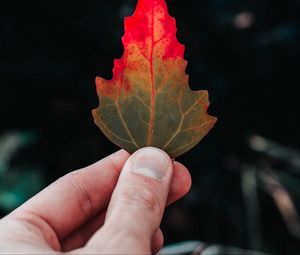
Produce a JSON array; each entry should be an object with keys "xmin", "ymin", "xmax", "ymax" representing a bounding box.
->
[{"xmin": 0, "ymin": 0, "xmax": 299, "ymax": 254}]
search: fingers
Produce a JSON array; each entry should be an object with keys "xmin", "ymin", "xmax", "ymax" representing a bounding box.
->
[
  {"xmin": 10, "ymin": 150, "xmax": 130, "ymax": 240},
  {"xmin": 152, "ymin": 229, "xmax": 164, "ymax": 254},
  {"xmin": 61, "ymin": 211, "xmax": 106, "ymax": 251},
  {"xmin": 61, "ymin": 161, "xmax": 191, "ymax": 251},
  {"xmin": 86, "ymin": 147, "xmax": 173, "ymax": 253},
  {"xmin": 105, "ymin": 147, "xmax": 172, "ymax": 238},
  {"xmin": 8, "ymin": 146, "xmax": 191, "ymax": 255},
  {"xmin": 62, "ymin": 210, "xmax": 164, "ymax": 254},
  {"xmin": 167, "ymin": 161, "xmax": 191, "ymax": 206}
]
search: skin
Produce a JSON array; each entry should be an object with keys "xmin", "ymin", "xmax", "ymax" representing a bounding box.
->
[{"xmin": 0, "ymin": 148, "xmax": 191, "ymax": 254}]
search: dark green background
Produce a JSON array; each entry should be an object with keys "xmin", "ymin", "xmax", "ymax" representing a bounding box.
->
[{"xmin": 0, "ymin": 0, "xmax": 299, "ymax": 254}]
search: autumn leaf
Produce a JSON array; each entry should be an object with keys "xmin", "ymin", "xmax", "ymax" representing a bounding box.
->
[{"xmin": 92, "ymin": 0, "xmax": 217, "ymax": 158}]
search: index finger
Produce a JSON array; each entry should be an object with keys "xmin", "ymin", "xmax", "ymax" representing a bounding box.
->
[{"xmin": 9, "ymin": 149, "xmax": 130, "ymax": 240}]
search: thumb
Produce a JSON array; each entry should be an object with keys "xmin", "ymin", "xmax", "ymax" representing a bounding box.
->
[{"xmin": 88, "ymin": 147, "xmax": 173, "ymax": 253}]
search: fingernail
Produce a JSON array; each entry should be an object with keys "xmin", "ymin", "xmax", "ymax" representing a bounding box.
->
[{"xmin": 131, "ymin": 147, "xmax": 170, "ymax": 181}]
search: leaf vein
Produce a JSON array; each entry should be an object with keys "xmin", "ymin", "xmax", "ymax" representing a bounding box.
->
[
  {"xmin": 163, "ymin": 87, "xmax": 185, "ymax": 149},
  {"xmin": 163, "ymin": 92, "xmax": 205, "ymax": 150},
  {"xmin": 180, "ymin": 122, "xmax": 207, "ymax": 132},
  {"xmin": 156, "ymin": 61, "xmax": 176, "ymax": 94},
  {"xmin": 97, "ymin": 116, "xmax": 134, "ymax": 144},
  {"xmin": 168, "ymin": 138, "xmax": 200, "ymax": 156},
  {"xmin": 135, "ymin": 93, "xmax": 151, "ymax": 110},
  {"xmin": 115, "ymin": 101, "xmax": 139, "ymax": 149},
  {"xmin": 183, "ymin": 94, "xmax": 205, "ymax": 117},
  {"xmin": 136, "ymin": 45, "xmax": 150, "ymax": 61},
  {"xmin": 147, "ymin": 3, "xmax": 155, "ymax": 146},
  {"xmin": 153, "ymin": 33, "xmax": 168, "ymax": 46}
]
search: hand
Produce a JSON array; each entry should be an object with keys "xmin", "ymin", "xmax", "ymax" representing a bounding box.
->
[{"xmin": 0, "ymin": 147, "xmax": 191, "ymax": 254}]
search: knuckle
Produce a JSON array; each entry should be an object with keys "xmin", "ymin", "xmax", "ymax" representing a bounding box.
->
[
  {"xmin": 58, "ymin": 172, "xmax": 94, "ymax": 218},
  {"xmin": 118, "ymin": 186, "xmax": 160, "ymax": 213}
]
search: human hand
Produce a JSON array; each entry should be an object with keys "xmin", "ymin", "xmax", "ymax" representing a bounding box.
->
[{"xmin": 0, "ymin": 147, "xmax": 191, "ymax": 254}]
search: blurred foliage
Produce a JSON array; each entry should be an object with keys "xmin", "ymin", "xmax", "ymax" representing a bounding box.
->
[
  {"xmin": 0, "ymin": 132, "xmax": 44, "ymax": 212},
  {"xmin": 0, "ymin": 0, "xmax": 299, "ymax": 254}
]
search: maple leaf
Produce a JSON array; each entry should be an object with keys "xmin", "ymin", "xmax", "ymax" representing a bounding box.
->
[{"xmin": 92, "ymin": 0, "xmax": 217, "ymax": 158}]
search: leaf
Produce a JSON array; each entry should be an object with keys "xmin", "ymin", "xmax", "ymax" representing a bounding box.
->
[{"xmin": 92, "ymin": 0, "xmax": 217, "ymax": 158}]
